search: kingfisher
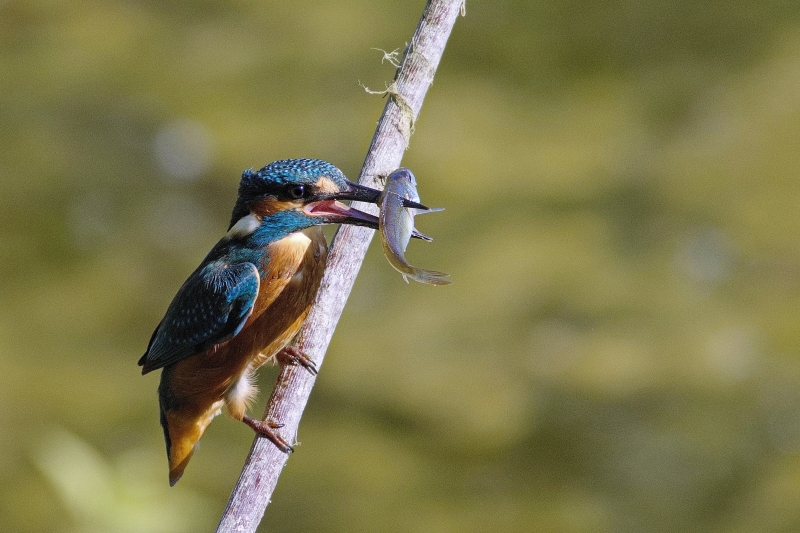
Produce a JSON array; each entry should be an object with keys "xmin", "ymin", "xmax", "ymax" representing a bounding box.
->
[{"xmin": 139, "ymin": 158, "xmax": 424, "ymax": 485}]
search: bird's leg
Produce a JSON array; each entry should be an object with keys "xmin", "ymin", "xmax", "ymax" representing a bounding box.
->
[
  {"xmin": 276, "ymin": 345, "xmax": 318, "ymax": 375},
  {"xmin": 242, "ymin": 414, "xmax": 294, "ymax": 453}
]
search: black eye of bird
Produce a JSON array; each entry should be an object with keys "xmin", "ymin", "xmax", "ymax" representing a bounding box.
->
[{"xmin": 287, "ymin": 185, "xmax": 305, "ymax": 199}]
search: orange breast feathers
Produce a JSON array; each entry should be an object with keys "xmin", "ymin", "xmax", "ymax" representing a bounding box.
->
[{"xmin": 241, "ymin": 226, "xmax": 329, "ymax": 372}]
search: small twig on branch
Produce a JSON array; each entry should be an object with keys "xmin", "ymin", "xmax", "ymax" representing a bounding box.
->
[{"xmin": 215, "ymin": 1, "xmax": 463, "ymax": 531}]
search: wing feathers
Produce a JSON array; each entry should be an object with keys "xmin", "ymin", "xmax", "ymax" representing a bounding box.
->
[{"xmin": 139, "ymin": 262, "xmax": 260, "ymax": 374}]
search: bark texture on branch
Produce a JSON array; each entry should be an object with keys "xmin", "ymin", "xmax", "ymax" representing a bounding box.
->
[{"xmin": 216, "ymin": 2, "xmax": 462, "ymax": 531}]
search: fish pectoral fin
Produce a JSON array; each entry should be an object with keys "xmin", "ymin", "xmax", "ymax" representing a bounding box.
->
[
  {"xmin": 409, "ymin": 208, "xmax": 443, "ymax": 242},
  {"xmin": 411, "ymin": 228, "xmax": 434, "ymax": 241},
  {"xmin": 412, "ymin": 207, "xmax": 444, "ymax": 215}
]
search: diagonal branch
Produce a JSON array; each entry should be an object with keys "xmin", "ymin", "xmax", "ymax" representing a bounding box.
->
[{"xmin": 215, "ymin": 1, "xmax": 463, "ymax": 531}]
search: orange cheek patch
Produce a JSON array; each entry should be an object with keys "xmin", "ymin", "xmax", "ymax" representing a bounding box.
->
[{"xmin": 250, "ymin": 198, "xmax": 302, "ymax": 216}]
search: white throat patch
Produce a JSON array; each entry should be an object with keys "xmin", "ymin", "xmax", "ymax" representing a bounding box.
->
[{"xmin": 226, "ymin": 214, "xmax": 261, "ymax": 238}]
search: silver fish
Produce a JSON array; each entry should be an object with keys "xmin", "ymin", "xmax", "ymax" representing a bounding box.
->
[{"xmin": 379, "ymin": 168, "xmax": 451, "ymax": 285}]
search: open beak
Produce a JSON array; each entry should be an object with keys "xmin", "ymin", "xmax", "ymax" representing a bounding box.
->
[
  {"xmin": 303, "ymin": 180, "xmax": 431, "ymax": 238},
  {"xmin": 303, "ymin": 199, "xmax": 381, "ymax": 229},
  {"xmin": 303, "ymin": 181, "xmax": 382, "ymax": 229}
]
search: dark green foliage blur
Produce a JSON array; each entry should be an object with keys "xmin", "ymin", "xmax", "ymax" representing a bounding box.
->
[{"xmin": 3, "ymin": 0, "xmax": 800, "ymax": 531}]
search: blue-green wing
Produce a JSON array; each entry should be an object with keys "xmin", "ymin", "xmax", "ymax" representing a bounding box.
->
[{"xmin": 138, "ymin": 262, "xmax": 260, "ymax": 374}]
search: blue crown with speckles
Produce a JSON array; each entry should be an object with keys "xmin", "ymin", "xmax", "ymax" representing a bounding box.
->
[{"xmin": 229, "ymin": 159, "xmax": 347, "ymax": 228}]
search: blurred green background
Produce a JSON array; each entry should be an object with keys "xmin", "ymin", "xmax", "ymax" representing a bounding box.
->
[{"xmin": 4, "ymin": 0, "xmax": 800, "ymax": 531}]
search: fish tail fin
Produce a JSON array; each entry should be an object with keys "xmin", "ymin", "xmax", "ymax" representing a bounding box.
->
[{"xmin": 408, "ymin": 267, "xmax": 452, "ymax": 285}]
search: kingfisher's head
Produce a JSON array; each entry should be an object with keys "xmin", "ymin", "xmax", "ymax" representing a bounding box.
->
[{"xmin": 228, "ymin": 159, "xmax": 392, "ymax": 233}]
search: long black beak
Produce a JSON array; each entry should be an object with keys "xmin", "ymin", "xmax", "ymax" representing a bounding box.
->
[
  {"xmin": 303, "ymin": 199, "xmax": 380, "ymax": 229},
  {"xmin": 334, "ymin": 180, "xmax": 429, "ymax": 210},
  {"xmin": 303, "ymin": 180, "xmax": 430, "ymax": 238}
]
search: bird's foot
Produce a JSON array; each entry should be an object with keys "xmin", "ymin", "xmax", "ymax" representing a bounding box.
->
[
  {"xmin": 242, "ymin": 414, "xmax": 294, "ymax": 453},
  {"xmin": 276, "ymin": 346, "xmax": 318, "ymax": 375}
]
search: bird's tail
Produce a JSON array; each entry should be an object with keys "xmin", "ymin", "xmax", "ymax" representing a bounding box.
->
[
  {"xmin": 160, "ymin": 399, "xmax": 221, "ymax": 486},
  {"xmin": 407, "ymin": 267, "xmax": 452, "ymax": 285}
]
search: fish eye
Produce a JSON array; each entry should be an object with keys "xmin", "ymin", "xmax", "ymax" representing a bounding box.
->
[{"xmin": 287, "ymin": 185, "xmax": 305, "ymax": 199}]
